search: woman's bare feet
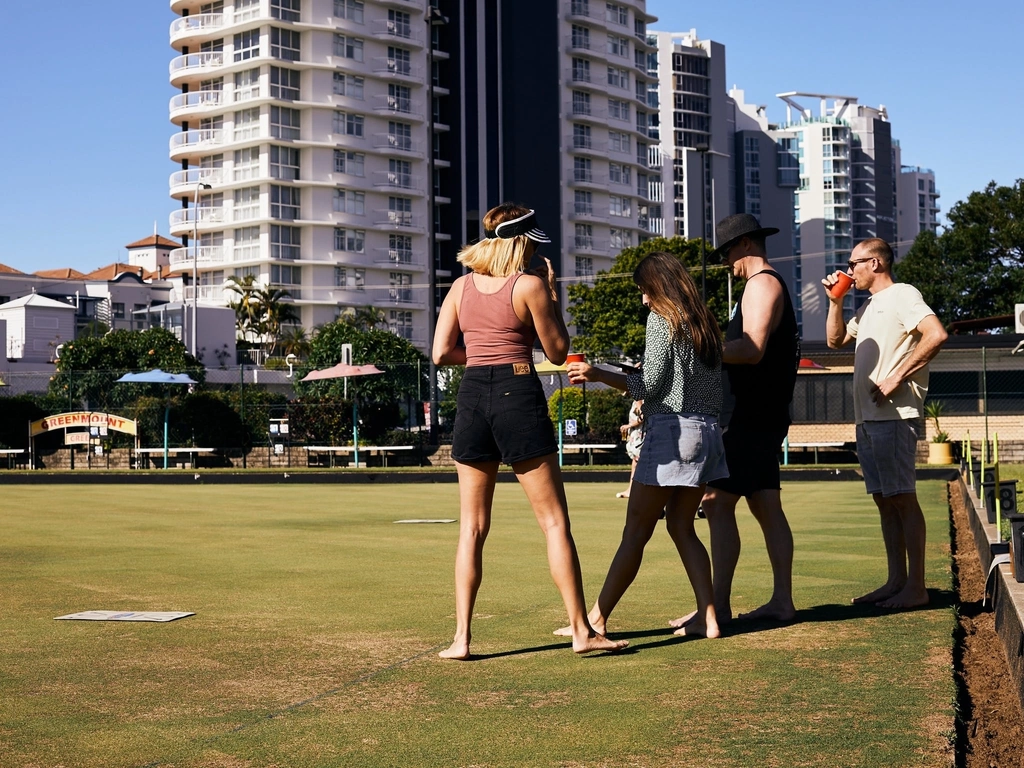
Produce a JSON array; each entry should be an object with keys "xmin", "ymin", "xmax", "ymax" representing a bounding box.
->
[
  {"xmin": 438, "ymin": 635, "xmax": 471, "ymax": 660},
  {"xmin": 554, "ymin": 610, "xmax": 605, "ymax": 637},
  {"xmin": 573, "ymin": 632, "xmax": 628, "ymax": 654},
  {"xmin": 877, "ymin": 586, "xmax": 929, "ymax": 609},
  {"xmin": 672, "ymin": 607, "xmax": 720, "ymax": 638},
  {"xmin": 616, "ymin": 491, "xmax": 629, "ymax": 499},
  {"xmin": 737, "ymin": 597, "xmax": 796, "ymax": 622},
  {"xmin": 852, "ymin": 581, "xmax": 904, "ymax": 605},
  {"xmin": 670, "ymin": 606, "xmax": 731, "ymax": 629}
]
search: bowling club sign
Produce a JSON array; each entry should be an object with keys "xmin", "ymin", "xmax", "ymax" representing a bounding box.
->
[{"xmin": 30, "ymin": 411, "xmax": 137, "ymax": 438}]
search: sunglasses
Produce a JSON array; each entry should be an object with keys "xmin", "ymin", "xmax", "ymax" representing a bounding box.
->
[{"xmin": 846, "ymin": 257, "xmax": 874, "ymax": 271}]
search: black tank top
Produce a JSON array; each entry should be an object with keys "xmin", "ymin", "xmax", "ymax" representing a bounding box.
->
[{"xmin": 723, "ymin": 270, "xmax": 800, "ymax": 429}]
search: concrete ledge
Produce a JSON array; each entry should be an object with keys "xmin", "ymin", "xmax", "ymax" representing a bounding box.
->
[{"xmin": 959, "ymin": 472, "xmax": 1024, "ymax": 712}]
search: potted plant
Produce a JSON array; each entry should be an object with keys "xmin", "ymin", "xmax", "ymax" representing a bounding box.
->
[{"xmin": 924, "ymin": 400, "xmax": 953, "ymax": 465}]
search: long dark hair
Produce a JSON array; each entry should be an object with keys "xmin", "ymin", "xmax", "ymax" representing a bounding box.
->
[{"xmin": 633, "ymin": 252, "xmax": 722, "ymax": 369}]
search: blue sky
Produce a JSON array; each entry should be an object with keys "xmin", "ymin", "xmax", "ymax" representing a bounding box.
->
[{"xmin": 0, "ymin": 1, "xmax": 1020, "ymax": 274}]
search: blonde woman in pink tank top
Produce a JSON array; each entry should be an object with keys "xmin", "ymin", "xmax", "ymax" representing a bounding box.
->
[{"xmin": 432, "ymin": 202, "xmax": 627, "ymax": 659}]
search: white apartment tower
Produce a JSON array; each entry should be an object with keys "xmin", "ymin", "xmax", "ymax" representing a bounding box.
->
[
  {"xmin": 168, "ymin": 0, "xmax": 454, "ymax": 352},
  {"xmin": 896, "ymin": 165, "xmax": 940, "ymax": 258}
]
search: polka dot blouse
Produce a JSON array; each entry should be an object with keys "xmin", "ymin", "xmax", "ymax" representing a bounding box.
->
[{"xmin": 626, "ymin": 311, "xmax": 722, "ymax": 418}]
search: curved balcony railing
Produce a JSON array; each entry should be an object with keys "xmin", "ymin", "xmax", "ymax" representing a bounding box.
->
[
  {"xmin": 169, "ymin": 90, "xmax": 224, "ymax": 118},
  {"xmin": 169, "ymin": 129, "xmax": 225, "ymax": 153},
  {"xmin": 373, "ymin": 211, "xmax": 422, "ymax": 229},
  {"xmin": 169, "ymin": 168, "xmax": 226, "ymax": 191},
  {"xmin": 370, "ymin": 18, "xmax": 424, "ymax": 45},
  {"xmin": 371, "ymin": 171, "xmax": 422, "ymax": 192},
  {"xmin": 169, "ymin": 245, "xmax": 225, "ymax": 266},
  {"xmin": 372, "ymin": 134, "xmax": 423, "ymax": 155},
  {"xmin": 372, "ymin": 94, "xmax": 424, "ymax": 117},
  {"xmin": 170, "ymin": 13, "xmax": 224, "ymax": 43},
  {"xmin": 373, "ymin": 248, "xmax": 424, "ymax": 268},
  {"xmin": 169, "ymin": 207, "xmax": 226, "ymax": 227},
  {"xmin": 169, "ymin": 52, "xmax": 225, "ymax": 78},
  {"xmin": 371, "ymin": 58, "xmax": 424, "ymax": 82},
  {"xmin": 565, "ymin": 100, "xmax": 609, "ymax": 121}
]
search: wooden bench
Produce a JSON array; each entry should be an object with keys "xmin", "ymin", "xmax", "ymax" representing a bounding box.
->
[
  {"xmin": 782, "ymin": 439, "xmax": 847, "ymax": 465},
  {"xmin": 561, "ymin": 443, "xmax": 619, "ymax": 466},
  {"xmin": 304, "ymin": 445, "xmax": 416, "ymax": 468},
  {"xmin": 0, "ymin": 448, "xmax": 25, "ymax": 469},
  {"xmin": 134, "ymin": 447, "xmax": 216, "ymax": 469}
]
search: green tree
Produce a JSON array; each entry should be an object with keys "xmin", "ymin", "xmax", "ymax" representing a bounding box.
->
[
  {"xmin": 278, "ymin": 326, "xmax": 311, "ymax": 359},
  {"xmin": 256, "ymin": 285, "xmax": 300, "ymax": 357},
  {"xmin": 895, "ymin": 180, "xmax": 1024, "ymax": 326},
  {"xmin": 226, "ymin": 274, "xmax": 261, "ymax": 344},
  {"xmin": 585, "ymin": 387, "xmax": 632, "ymax": 441},
  {"xmin": 339, "ymin": 305, "xmax": 387, "ymax": 331},
  {"xmin": 547, "ymin": 386, "xmax": 585, "ymax": 427},
  {"xmin": 566, "ymin": 237, "xmax": 734, "ymax": 360}
]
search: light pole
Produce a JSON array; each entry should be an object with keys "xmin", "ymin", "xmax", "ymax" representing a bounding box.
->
[
  {"xmin": 191, "ymin": 180, "xmax": 212, "ymax": 359},
  {"xmin": 694, "ymin": 143, "xmax": 728, "ymax": 301},
  {"xmin": 425, "ymin": 3, "xmax": 448, "ymax": 441}
]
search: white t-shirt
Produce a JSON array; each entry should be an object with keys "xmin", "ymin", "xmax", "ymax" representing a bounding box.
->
[{"xmin": 846, "ymin": 282, "xmax": 935, "ymax": 424}]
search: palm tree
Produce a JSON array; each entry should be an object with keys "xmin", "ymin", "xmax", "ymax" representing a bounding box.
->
[
  {"xmin": 278, "ymin": 326, "xmax": 311, "ymax": 359},
  {"xmin": 257, "ymin": 286, "xmax": 300, "ymax": 356},
  {"xmin": 340, "ymin": 305, "xmax": 386, "ymax": 331},
  {"xmin": 225, "ymin": 275, "xmax": 261, "ymax": 345}
]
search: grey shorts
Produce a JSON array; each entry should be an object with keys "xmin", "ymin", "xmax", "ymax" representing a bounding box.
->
[
  {"xmin": 634, "ymin": 413, "xmax": 728, "ymax": 488},
  {"xmin": 856, "ymin": 419, "xmax": 918, "ymax": 497}
]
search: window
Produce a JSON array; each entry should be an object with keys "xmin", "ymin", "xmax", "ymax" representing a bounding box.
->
[
  {"xmin": 234, "ymin": 67, "xmax": 260, "ymax": 101},
  {"xmin": 270, "ymin": 225, "xmax": 301, "ymax": 259},
  {"xmin": 389, "ymin": 310, "xmax": 413, "ymax": 338},
  {"xmin": 571, "ymin": 90, "xmax": 591, "ymax": 116},
  {"xmin": 573, "ymin": 157, "xmax": 592, "ymax": 183},
  {"xmin": 234, "ymin": 186, "xmax": 260, "ymax": 220},
  {"xmin": 388, "ymin": 196, "xmax": 412, "ymax": 226},
  {"xmin": 388, "ymin": 84, "xmax": 412, "ymax": 113},
  {"xmin": 389, "ymin": 272, "xmax": 412, "ymax": 303},
  {"xmin": 333, "ymin": 111, "xmax": 364, "ymax": 137},
  {"xmin": 334, "ymin": 189, "xmax": 365, "ymax": 215},
  {"xmin": 270, "ymin": 106, "xmax": 300, "ymax": 139},
  {"xmin": 333, "ymin": 72, "xmax": 364, "ymax": 99},
  {"xmin": 572, "ymin": 123, "xmax": 592, "ymax": 149},
  {"xmin": 334, "ymin": 34, "xmax": 364, "ymax": 61},
  {"xmin": 389, "ymin": 234, "xmax": 413, "ymax": 263},
  {"xmin": 606, "ymin": 3, "xmax": 628, "ymax": 24},
  {"xmin": 233, "ymin": 107, "xmax": 259, "ymax": 140},
  {"xmin": 270, "ymin": 0, "xmax": 300, "ymax": 21},
  {"xmin": 387, "ymin": 46, "xmax": 411, "ymax": 75},
  {"xmin": 233, "ymin": 29, "xmax": 259, "ymax": 61},
  {"xmin": 575, "ymin": 256, "xmax": 594, "ymax": 279},
  {"xmin": 387, "ymin": 10, "xmax": 412, "ymax": 38},
  {"xmin": 270, "ymin": 264, "xmax": 301, "ymax": 284},
  {"xmin": 270, "ymin": 145, "xmax": 300, "ymax": 180},
  {"xmin": 271, "ymin": 28, "xmax": 300, "ymax": 60},
  {"xmin": 334, "ymin": 227, "xmax": 365, "ymax": 252},
  {"xmin": 334, "ymin": 0, "xmax": 363, "ymax": 22},
  {"xmin": 571, "ymin": 25, "xmax": 590, "ymax": 49},
  {"xmin": 233, "ymin": 266, "xmax": 259, "ymax": 280},
  {"xmin": 608, "ymin": 98, "xmax": 629, "ymax": 121},
  {"xmin": 233, "ymin": 146, "xmax": 259, "ymax": 180},
  {"xmin": 608, "ymin": 131, "xmax": 629, "ymax": 153},
  {"xmin": 270, "ymin": 186, "xmax": 300, "ymax": 220},
  {"xmin": 571, "ymin": 58, "xmax": 591, "ymax": 83},
  {"xmin": 235, "ymin": 0, "xmax": 259, "ymax": 21},
  {"xmin": 609, "ymin": 195, "xmax": 630, "ymax": 217},
  {"xmin": 388, "ymin": 121, "xmax": 412, "ymax": 150},
  {"xmin": 270, "ymin": 67, "xmax": 300, "ymax": 100},
  {"xmin": 607, "ymin": 34, "xmax": 629, "ymax": 56},
  {"xmin": 918, "ymin": 178, "xmax": 925, "ymax": 191},
  {"xmin": 607, "ymin": 67, "xmax": 628, "ymax": 89},
  {"xmin": 234, "ymin": 226, "xmax": 260, "ymax": 260},
  {"xmin": 334, "ymin": 150, "xmax": 364, "ymax": 176},
  {"xmin": 574, "ymin": 223, "xmax": 593, "ymax": 249},
  {"xmin": 609, "ymin": 162, "xmax": 630, "ymax": 185},
  {"xmin": 574, "ymin": 190, "xmax": 592, "ymax": 215},
  {"xmin": 609, "ymin": 228, "xmax": 632, "ymax": 249},
  {"xmin": 335, "ymin": 267, "xmax": 365, "ymax": 290},
  {"xmin": 388, "ymin": 158, "xmax": 412, "ymax": 187},
  {"xmin": 113, "ymin": 303, "xmax": 125, "ymax": 319}
]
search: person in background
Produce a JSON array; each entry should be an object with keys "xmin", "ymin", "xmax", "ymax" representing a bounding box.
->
[
  {"xmin": 616, "ymin": 398, "xmax": 644, "ymax": 499},
  {"xmin": 556, "ymin": 251, "xmax": 727, "ymax": 640},
  {"xmin": 432, "ymin": 202, "xmax": 627, "ymax": 659},
  {"xmin": 823, "ymin": 237, "xmax": 947, "ymax": 608}
]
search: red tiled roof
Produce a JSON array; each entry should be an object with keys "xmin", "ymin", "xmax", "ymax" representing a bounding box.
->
[
  {"xmin": 125, "ymin": 234, "xmax": 181, "ymax": 249},
  {"xmin": 34, "ymin": 268, "xmax": 86, "ymax": 279},
  {"xmin": 83, "ymin": 263, "xmax": 156, "ymax": 281},
  {"xmin": 0, "ymin": 262, "xmax": 24, "ymax": 274}
]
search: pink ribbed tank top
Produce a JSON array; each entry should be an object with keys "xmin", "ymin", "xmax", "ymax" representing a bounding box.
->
[{"xmin": 459, "ymin": 273, "xmax": 536, "ymax": 366}]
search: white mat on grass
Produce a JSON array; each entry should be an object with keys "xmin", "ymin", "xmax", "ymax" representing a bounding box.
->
[
  {"xmin": 55, "ymin": 611, "xmax": 194, "ymax": 622},
  {"xmin": 394, "ymin": 519, "xmax": 456, "ymax": 524}
]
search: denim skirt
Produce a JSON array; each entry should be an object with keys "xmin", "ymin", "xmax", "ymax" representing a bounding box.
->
[{"xmin": 634, "ymin": 412, "xmax": 728, "ymax": 488}]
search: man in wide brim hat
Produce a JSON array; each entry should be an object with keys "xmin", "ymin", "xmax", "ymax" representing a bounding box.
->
[
  {"xmin": 672, "ymin": 212, "xmax": 799, "ymax": 631},
  {"xmin": 709, "ymin": 213, "xmax": 780, "ymax": 263}
]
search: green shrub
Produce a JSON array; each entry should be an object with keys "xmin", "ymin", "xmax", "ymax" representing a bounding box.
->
[
  {"xmin": 548, "ymin": 386, "xmax": 585, "ymax": 426},
  {"xmin": 585, "ymin": 388, "xmax": 632, "ymax": 441}
]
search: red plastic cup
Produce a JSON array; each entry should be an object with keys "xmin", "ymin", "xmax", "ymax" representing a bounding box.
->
[
  {"xmin": 829, "ymin": 272, "xmax": 854, "ymax": 299},
  {"xmin": 566, "ymin": 353, "xmax": 586, "ymax": 364}
]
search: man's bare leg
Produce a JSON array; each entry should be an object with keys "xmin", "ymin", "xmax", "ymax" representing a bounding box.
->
[
  {"xmin": 669, "ymin": 487, "xmax": 740, "ymax": 628},
  {"xmin": 516, "ymin": 455, "xmax": 627, "ymax": 653},
  {"xmin": 852, "ymin": 493, "xmax": 908, "ymax": 605},
  {"xmin": 877, "ymin": 492, "xmax": 929, "ymax": 609},
  {"xmin": 554, "ymin": 480, "xmax": 670, "ymax": 639},
  {"xmin": 439, "ymin": 461, "xmax": 498, "ymax": 660},
  {"xmin": 738, "ymin": 489, "xmax": 796, "ymax": 621},
  {"xmin": 664, "ymin": 486, "xmax": 720, "ymax": 638}
]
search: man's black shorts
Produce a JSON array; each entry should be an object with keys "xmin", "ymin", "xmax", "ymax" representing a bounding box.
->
[
  {"xmin": 707, "ymin": 421, "xmax": 789, "ymax": 498},
  {"xmin": 451, "ymin": 364, "xmax": 557, "ymax": 465}
]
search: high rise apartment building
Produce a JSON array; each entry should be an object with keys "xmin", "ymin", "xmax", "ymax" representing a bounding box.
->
[
  {"xmin": 895, "ymin": 165, "xmax": 940, "ymax": 258},
  {"xmin": 167, "ymin": 0, "xmax": 463, "ymax": 352}
]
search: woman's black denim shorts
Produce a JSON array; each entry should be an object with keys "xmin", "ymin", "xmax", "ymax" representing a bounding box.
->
[{"xmin": 451, "ymin": 364, "xmax": 558, "ymax": 465}]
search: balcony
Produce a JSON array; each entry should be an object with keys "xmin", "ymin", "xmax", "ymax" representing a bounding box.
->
[
  {"xmin": 169, "ymin": 129, "xmax": 225, "ymax": 160},
  {"xmin": 169, "ymin": 13, "xmax": 224, "ymax": 46},
  {"xmin": 566, "ymin": 67, "xmax": 596, "ymax": 87},
  {"xmin": 371, "ymin": 57, "xmax": 424, "ymax": 83},
  {"xmin": 169, "ymin": 168, "xmax": 225, "ymax": 197},
  {"xmin": 169, "ymin": 52, "xmax": 225, "ymax": 85},
  {"xmin": 168, "ymin": 207, "xmax": 226, "ymax": 235},
  {"xmin": 374, "ymin": 210, "xmax": 423, "ymax": 230},
  {"xmin": 569, "ymin": 171, "xmax": 608, "ymax": 188},
  {"xmin": 169, "ymin": 90, "xmax": 224, "ymax": 121},
  {"xmin": 566, "ymin": 202, "xmax": 602, "ymax": 221},
  {"xmin": 370, "ymin": 18, "xmax": 424, "ymax": 46},
  {"xmin": 373, "ymin": 248, "xmax": 424, "ymax": 268},
  {"xmin": 169, "ymin": 245, "xmax": 225, "ymax": 267},
  {"xmin": 371, "ymin": 94, "xmax": 424, "ymax": 118},
  {"xmin": 570, "ymin": 236, "xmax": 609, "ymax": 255},
  {"xmin": 565, "ymin": 34, "xmax": 594, "ymax": 52},
  {"xmin": 183, "ymin": 285, "xmax": 228, "ymax": 302},
  {"xmin": 372, "ymin": 134, "xmax": 424, "ymax": 156},
  {"xmin": 564, "ymin": 1, "xmax": 605, "ymax": 23},
  {"xmin": 566, "ymin": 134, "xmax": 608, "ymax": 155},
  {"xmin": 565, "ymin": 100, "xmax": 608, "ymax": 122},
  {"xmin": 372, "ymin": 171, "xmax": 423, "ymax": 193},
  {"xmin": 388, "ymin": 325, "xmax": 424, "ymax": 345},
  {"xmin": 387, "ymin": 287, "xmax": 414, "ymax": 304}
]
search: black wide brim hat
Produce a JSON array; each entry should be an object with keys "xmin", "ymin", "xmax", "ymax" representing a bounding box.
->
[{"xmin": 709, "ymin": 213, "xmax": 779, "ymax": 262}]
